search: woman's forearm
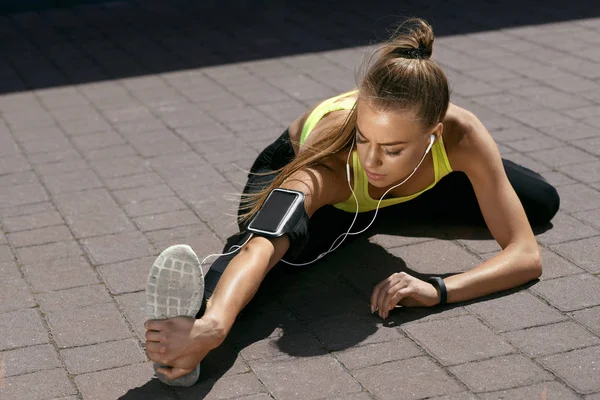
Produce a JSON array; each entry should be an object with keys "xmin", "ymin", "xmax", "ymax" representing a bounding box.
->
[
  {"xmin": 444, "ymin": 242, "xmax": 542, "ymax": 304},
  {"xmin": 201, "ymin": 236, "xmax": 289, "ymax": 334}
]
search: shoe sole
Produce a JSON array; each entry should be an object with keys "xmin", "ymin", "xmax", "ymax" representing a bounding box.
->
[{"xmin": 145, "ymin": 244, "xmax": 204, "ymax": 386}]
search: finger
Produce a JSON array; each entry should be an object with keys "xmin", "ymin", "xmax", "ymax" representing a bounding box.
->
[
  {"xmin": 379, "ymin": 281, "xmax": 406, "ymax": 319},
  {"xmin": 145, "ymin": 341, "xmax": 164, "ymax": 354},
  {"xmin": 146, "ymin": 350, "xmax": 166, "ymax": 364},
  {"xmin": 145, "ymin": 320, "xmax": 164, "ymax": 331},
  {"xmin": 388, "ymin": 287, "xmax": 412, "ymax": 312},
  {"xmin": 157, "ymin": 366, "xmax": 193, "ymax": 380},
  {"xmin": 145, "ymin": 330, "xmax": 162, "ymax": 342}
]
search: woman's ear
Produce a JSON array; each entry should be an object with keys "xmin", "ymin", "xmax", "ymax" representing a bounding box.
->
[{"xmin": 431, "ymin": 122, "xmax": 444, "ymax": 141}]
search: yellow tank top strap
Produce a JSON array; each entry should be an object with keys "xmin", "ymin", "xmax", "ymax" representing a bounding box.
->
[{"xmin": 299, "ymin": 90, "xmax": 358, "ymax": 147}]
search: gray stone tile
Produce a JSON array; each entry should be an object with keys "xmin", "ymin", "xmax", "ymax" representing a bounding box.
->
[
  {"xmin": 174, "ymin": 372, "xmax": 265, "ymax": 400},
  {"xmin": 334, "ymin": 338, "xmax": 422, "ymax": 371},
  {"xmin": 133, "ymin": 210, "xmax": 200, "ymax": 232},
  {"xmin": 61, "ymin": 338, "xmax": 146, "ymax": 375},
  {"xmin": 449, "ymin": 354, "xmax": 552, "ymax": 393},
  {"xmin": 98, "ymin": 256, "xmax": 154, "ymax": 294},
  {"xmin": 388, "ymin": 240, "xmax": 480, "ymax": 275},
  {"xmin": 532, "ymin": 274, "xmax": 600, "ymax": 311},
  {"xmin": 536, "ymin": 213, "xmax": 599, "ymax": 245},
  {"xmin": 467, "ymin": 291, "xmax": 566, "ymax": 332},
  {"xmin": 114, "ymin": 292, "xmax": 146, "ymax": 342},
  {"xmin": 16, "ymin": 240, "xmax": 83, "ymax": 265},
  {"xmin": 251, "ymin": 355, "xmax": 362, "ymax": 400},
  {"xmin": 0, "ymin": 309, "xmax": 49, "ymax": 351},
  {"xmin": 479, "ymin": 381, "xmax": 579, "ymax": 399},
  {"xmin": 66, "ymin": 211, "xmax": 135, "ymax": 239},
  {"xmin": 0, "ymin": 278, "xmax": 36, "ymax": 313},
  {"xmin": 353, "ymin": 356, "xmax": 463, "ymax": 400},
  {"xmin": 569, "ymin": 306, "xmax": 600, "ymax": 336},
  {"xmin": 74, "ymin": 362, "xmax": 174, "ymax": 400},
  {"xmin": 36, "ymin": 284, "xmax": 112, "ymax": 313},
  {"xmin": 105, "ymin": 172, "xmax": 164, "ymax": 191},
  {"xmin": 0, "ymin": 183, "xmax": 48, "ymax": 209},
  {"xmin": 1, "ymin": 344, "xmax": 61, "ymax": 377},
  {"xmin": 23, "ymin": 255, "xmax": 98, "ymax": 292},
  {"xmin": 46, "ymin": 302, "xmax": 132, "ymax": 348},
  {"xmin": 538, "ymin": 345, "xmax": 600, "ymax": 394},
  {"xmin": 559, "ymin": 161, "xmax": 600, "ymax": 184},
  {"xmin": 8, "ymin": 225, "xmax": 73, "ymax": 248},
  {"xmin": 403, "ymin": 315, "xmax": 514, "ymax": 365},
  {"xmin": 82, "ymin": 231, "xmax": 155, "ymax": 265},
  {"xmin": 538, "ymin": 247, "xmax": 584, "ymax": 280},
  {"xmin": 2, "ymin": 210, "xmax": 63, "ymax": 232},
  {"xmin": 239, "ymin": 331, "xmax": 326, "ymax": 361},
  {"xmin": 0, "ymin": 261, "xmax": 21, "ymax": 281},
  {"xmin": 504, "ymin": 321, "xmax": 600, "ymax": 357},
  {"xmin": 551, "ymin": 236, "xmax": 600, "ymax": 274},
  {"xmin": 1, "ymin": 368, "xmax": 76, "ymax": 400}
]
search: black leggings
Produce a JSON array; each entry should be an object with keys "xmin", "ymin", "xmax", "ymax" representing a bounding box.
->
[{"xmin": 203, "ymin": 129, "xmax": 560, "ymax": 296}]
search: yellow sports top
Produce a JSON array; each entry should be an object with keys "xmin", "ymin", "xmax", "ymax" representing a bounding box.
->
[{"xmin": 299, "ymin": 90, "xmax": 453, "ymax": 213}]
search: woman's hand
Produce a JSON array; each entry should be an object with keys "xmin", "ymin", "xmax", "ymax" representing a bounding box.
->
[
  {"xmin": 144, "ymin": 315, "xmax": 226, "ymax": 380},
  {"xmin": 370, "ymin": 272, "xmax": 440, "ymax": 318}
]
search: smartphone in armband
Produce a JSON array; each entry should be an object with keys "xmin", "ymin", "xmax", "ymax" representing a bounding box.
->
[{"xmin": 247, "ymin": 188, "xmax": 305, "ymax": 238}]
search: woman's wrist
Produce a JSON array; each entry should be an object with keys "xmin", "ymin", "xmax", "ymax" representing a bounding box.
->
[{"xmin": 427, "ymin": 277, "xmax": 447, "ymax": 306}]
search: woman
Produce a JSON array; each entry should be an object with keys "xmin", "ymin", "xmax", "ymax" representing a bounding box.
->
[{"xmin": 143, "ymin": 18, "xmax": 560, "ymax": 386}]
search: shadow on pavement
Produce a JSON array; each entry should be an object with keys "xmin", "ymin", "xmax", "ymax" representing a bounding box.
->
[
  {"xmin": 1, "ymin": 0, "xmax": 599, "ymax": 94},
  {"xmin": 123, "ymin": 216, "xmax": 545, "ymax": 398}
]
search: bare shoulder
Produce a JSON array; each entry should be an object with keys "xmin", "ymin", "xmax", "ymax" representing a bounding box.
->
[{"xmin": 443, "ymin": 103, "xmax": 500, "ymax": 174}]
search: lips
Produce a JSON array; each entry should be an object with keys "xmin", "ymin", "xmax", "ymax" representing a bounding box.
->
[{"xmin": 365, "ymin": 169, "xmax": 385, "ymax": 180}]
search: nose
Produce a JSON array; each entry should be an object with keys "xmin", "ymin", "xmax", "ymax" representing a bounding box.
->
[{"xmin": 363, "ymin": 145, "xmax": 382, "ymax": 169}]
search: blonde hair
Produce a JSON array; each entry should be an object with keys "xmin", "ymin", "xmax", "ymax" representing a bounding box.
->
[{"xmin": 238, "ymin": 18, "xmax": 450, "ymax": 225}]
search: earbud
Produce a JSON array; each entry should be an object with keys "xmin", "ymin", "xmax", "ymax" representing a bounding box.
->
[{"xmin": 430, "ymin": 134, "xmax": 435, "ymax": 144}]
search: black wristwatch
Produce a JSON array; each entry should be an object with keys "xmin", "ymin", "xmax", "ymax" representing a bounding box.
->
[{"xmin": 427, "ymin": 277, "xmax": 447, "ymax": 306}]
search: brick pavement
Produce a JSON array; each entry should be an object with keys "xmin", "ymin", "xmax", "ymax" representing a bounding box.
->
[{"xmin": 1, "ymin": 1, "xmax": 600, "ymax": 399}]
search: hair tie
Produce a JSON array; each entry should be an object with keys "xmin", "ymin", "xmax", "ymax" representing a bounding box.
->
[{"xmin": 393, "ymin": 46, "xmax": 431, "ymax": 60}]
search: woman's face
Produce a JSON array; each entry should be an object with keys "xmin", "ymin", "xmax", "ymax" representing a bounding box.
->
[{"xmin": 355, "ymin": 98, "xmax": 438, "ymax": 188}]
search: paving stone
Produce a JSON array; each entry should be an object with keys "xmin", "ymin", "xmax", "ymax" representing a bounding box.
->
[
  {"xmin": 175, "ymin": 372, "xmax": 266, "ymax": 400},
  {"xmin": 479, "ymin": 381, "xmax": 579, "ymax": 399},
  {"xmin": 1, "ymin": 368, "xmax": 77, "ymax": 400},
  {"xmin": 403, "ymin": 315, "xmax": 514, "ymax": 365},
  {"xmin": 527, "ymin": 146, "xmax": 595, "ymax": 168},
  {"xmin": 98, "ymin": 256, "xmax": 154, "ymax": 294},
  {"xmin": 2, "ymin": 210, "xmax": 63, "ymax": 232},
  {"xmin": 85, "ymin": 144, "xmax": 138, "ymax": 160},
  {"xmin": 53, "ymin": 188, "xmax": 119, "ymax": 217},
  {"xmin": 0, "ymin": 344, "xmax": 61, "ymax": 377},
  {"xmin": 506, "ymin": 136, "xmax": 564, "ymax": 153},
  {"xmin": 427, "ymin": 392, "xmax": 478, "ymax": 400},
  {"xmin": 42, "ymin": 168, "xmax": 104, "ymax": 194},
  {"xmin": 61, "ymin": 338, "xmax": 146, "ymax": 375},
  {"xmin": 16, "ymin": 240, "xmax": 83, "ymax": 265},
  {"xmin": 123, "ymin": 196, "xmax": 188, "ymax": 219},
  {"xmin": 500, "ymin": 152, "xmax": 552, "ymax": 173},
  {"xmin": 113, "ymin": 183, "xmax": 175, "ymax": 205},
  {"xmin": 308, "ymin": 314, "xmax": 404, "ymax": 351},
  {"xmin": 67, "ymin": 211, "xmax": 135, "ymax": 238},
  {"xmin": 105, "ymin": 171, "xmax": 164, "ymax": 191},
  {"xmin": 46, "ymin": 302, "xmax": 132, "ymax": 348},
  {"xmin": 23, "ymin": 255, "xmax": 99, "ymax": 292},
  {"xmin": 251, "ymin": 355, "xmax": 362, "ymax": 400},
  {"xmin": 538, "ymin": 247, "xmax": 584, "ymax": 280},
  {"xmin": 573, "ymin": 136, "xmax": 600, "ymax": 157},
  {"xmin": 238, "ymin": 331, "xmax": 325, "ymax": 362},
  {"xmin": 0, "ymin": 202, "xmax": 55, "ymax": 219},
  {"xmin": 532, "ymin": 274, "xmax": 600, "ymax": 311},
  {"xmin": 540, "ymin": 171, "xmax": 577, "ymax": 187},
  {"xmin": 82, "ymin": 230, "xmax": 155, "ymax": 265},
  {"xmin": 334, "ymin": 337, "xmax": 423, "ymax": 371},
  {"xmin": 570, "ymin": 306, "xmax": 600, "ymax": 336},
  {"xmin": 71, "ymin": 130, "xmax": 125, "ymax": 151},
  {"xmin": 0, "ymin": 155, "xmax": 30, "ymax": 175},
  {"xmin": 551, "ymin": 236, "xmax": 600, "ymax": 274},
  {"xmin": 0, "ymin": 244, "xmax": 14, "ymax": 263},
  {"xmin": 449, "ymin": 354, "xmax": 552, "ymax": 393},
  {"xmin": 59, "ymin": 117, "xmax": 113, "ymax": 136},
  {"xmin": 0, "ymin": 309, "xmax": 49, "ymax": 350},
  {"xmin": 536, "ymin": 213, "xmax": 599, "ymax": 245},
  {"xmin": 0, "ymin": 171, "xmax": 37, "ymax": 188},
  {"xmin": 134, "ymin": 210, "xmax": 201, "ymax": 232},
  {"xmin": 559, "ymin": 161, "xmax": 600, "ymax": 184},
  {"xmin": 466, "ymin": 291, "xmax": 567, "ymax": 332},
  {"xmin": 114, "ymin": 291, "xmax": 146, "ymax": 342},
  {"xmin": 353, "ymin": 356, "xmax": 463, "ymax": 400},
  {"xmin": 586, "ymin": 394, "xmax": 600, "ymax": 400},
  {"xmin": 504, "ymin": 321, "xmax": 600, "ymax": 357},
  {"xmin": 388, "ymin": 240, "xmax": 480, "ymax": 275},
  {"xmin": 91, "ymin": 156, "xmax": 151, "ymax": 179},
  {"xmin": 20, "ymin": 135, "xmax": 73, "ymax": 155},
  {"xmin": 0, "ymin": 278, "xmax": 36, "ymax": 313},
  {"xmin": 0, "ymin": 261, "xmax": 21, "ymax": 281},
  {"xmin": 8, "ymin": 225, "xmax": 72, "ymax": 248},
  {"xmin": 538, "ymin": 345, "xmax": 600, "ymax": 394},
  {"xmin": 0, "ymin": 183, "xmax": 48, "ymax": 209},
  {"xmin": 511, "ymin": 110, "xmax": 576, "ymax": 128},
  {"xmin": 36, "ymin": 284, "xmax": 112, "ymax": 313},
  {"xmin": 74, "ymin": 362, "xmax": 174, "ymax": 400}
]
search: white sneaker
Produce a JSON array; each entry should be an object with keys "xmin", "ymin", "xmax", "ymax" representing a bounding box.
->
[{"xmin": 145, "ymin": 244, "xmax": 204, "ymax": 387}]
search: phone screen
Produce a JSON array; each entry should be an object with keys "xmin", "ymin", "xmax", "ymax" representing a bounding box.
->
[{"xmin": 249, "ymin": 190, "xmax": 299, "ymax": 233}]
